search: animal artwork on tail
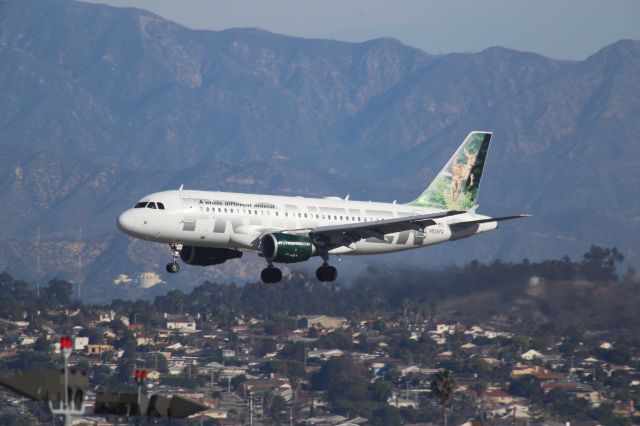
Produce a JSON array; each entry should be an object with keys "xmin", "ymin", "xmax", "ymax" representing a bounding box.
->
[{"xmin": 410, "ymin": 132, "xmax": 491, "ymax": 210}]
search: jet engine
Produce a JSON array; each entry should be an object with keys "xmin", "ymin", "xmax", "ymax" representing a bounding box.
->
[
  {"xmin": 261, "ymin": 233, "xmax": 316, "ymax": 263},
  {"xmin": 180, "ymin": 246, "xmax": 243, "ymax": 266}
]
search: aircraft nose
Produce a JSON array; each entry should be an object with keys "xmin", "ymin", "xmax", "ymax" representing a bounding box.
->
[{"xmin": 117, "ymin": 210, "xmax": 137, "ymax": 235}]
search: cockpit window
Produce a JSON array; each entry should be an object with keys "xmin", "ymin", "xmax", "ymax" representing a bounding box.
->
[
  {"xmin": 147, "ymin": 202, "xmax": 157, "ymax": 209},
  {"xmin": 135, "ymin": 202, "xmax": 147, "ymax": 208},
  {"xmin": 157, "ymin": 202, "xmax": 165, "ymax": 210}
]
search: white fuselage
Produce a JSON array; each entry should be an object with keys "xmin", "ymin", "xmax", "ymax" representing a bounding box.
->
[{"xmin": 117, "ymin": 190, "xmax": 497, "ymax": 256}]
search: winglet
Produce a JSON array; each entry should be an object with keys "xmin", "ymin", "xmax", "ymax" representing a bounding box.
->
[{"xmin": 179, "ymin": 184, "xmax": 184, "ymax": 191}]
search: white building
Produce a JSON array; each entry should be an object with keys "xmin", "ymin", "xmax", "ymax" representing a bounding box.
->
[
  {"xmin": 74, "ymin": 336, "xmax": 89, "ymax": 351},
  {"xmin": 166, "ymin": 320, "xmax": 197, "ymax": 333},
  {"xmin": 521, "ymin": 349, "xmax": 543, "ymax": 360}
]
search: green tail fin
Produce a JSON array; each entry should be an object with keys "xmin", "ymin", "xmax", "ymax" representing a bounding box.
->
[{"xmin": 409, "ymin": 131, "xmax": 492, "ymax": 210}]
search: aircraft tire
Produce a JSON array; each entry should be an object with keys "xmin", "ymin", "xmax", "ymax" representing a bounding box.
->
[
  {"xmin": 261, "ymin": 267, "xmax": 282, "ymax": 283},
  {"xmin": 316, "ymin": 265, "xmax": 337, "ymax": 282},
  {"xmin": 166, "ymin": 262, "xmax": 180, "ymax": 273}
]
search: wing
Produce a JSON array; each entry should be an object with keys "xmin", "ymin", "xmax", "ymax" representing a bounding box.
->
[{"xmin": 305, "ymin": 210, "xmax": 466, "ymax": 250}]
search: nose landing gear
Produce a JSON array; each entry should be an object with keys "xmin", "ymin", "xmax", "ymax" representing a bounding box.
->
[{"xmin": 166, "ymin": 243, "xmax": 183, "ymax": 274}]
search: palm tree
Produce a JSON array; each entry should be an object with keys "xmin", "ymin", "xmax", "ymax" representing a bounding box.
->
[{"xmin": 431, "ymin": 369, "xmax": 456, "ymax": 426}]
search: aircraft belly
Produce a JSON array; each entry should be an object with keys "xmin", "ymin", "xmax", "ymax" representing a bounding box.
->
[{"xmin": 332, "ymin": 226, "xmax": 453, "ymax": 255}]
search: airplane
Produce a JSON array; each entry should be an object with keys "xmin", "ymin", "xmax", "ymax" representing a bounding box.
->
[{"xmin": 117, "ymin": 131, "xmax": 529, "ymax": 283}]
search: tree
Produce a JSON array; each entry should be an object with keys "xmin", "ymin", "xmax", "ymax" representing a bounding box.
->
[
  {"xmin": 267, "ymin": 395, "xmax": 287, "ymax": 424},
  {"xmin": 44, "ymin": 279, "xmax": 72, "ymax": 307},
  {"xmin": 369, "ymin": 381, "xmax": 392, "ymax": 403},
  {"xmin": 431, "ymin": 369, "xmax": 456, "ymax": 426},
  {"xmin": 79, "ymin": 327, "xmax": 104, "ymax": 344},
  {"xmin": 580, "ymin": 245, "xmax": 624, "ymax": 281},
  {"xmin": 258, "ymin": 339, "xmax": 277, "ymax": 356},
  {"xmin": 33, "ymin": 335, "xmax": 52, "ymax": 354},
  {"xmin": 508, "ymin": 375, "xmax": 543, "ymax": 403}
]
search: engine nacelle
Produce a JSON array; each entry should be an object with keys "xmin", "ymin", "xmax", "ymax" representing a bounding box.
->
[
  {"xmin": 180, "ymin": 246, "xmax": 243, "ymax": 266},
  {"xmin": 261, "ymin": 233, "xmax": 316, "ymax": 264}
]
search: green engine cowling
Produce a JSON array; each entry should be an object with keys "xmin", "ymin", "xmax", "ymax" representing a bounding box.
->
[{"xmin": 261, "ymin": 233, "xmax": 316, "ymax": 263}]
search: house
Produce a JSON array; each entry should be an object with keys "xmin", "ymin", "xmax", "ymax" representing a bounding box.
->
[
  {"xmin": 18, "ymin": 335, "xmax": 37, "ymax": 346},
  {"xmin": 145, "ymin": 370, "xmax": 161, "ymax": 380},
  {"xmin": 168, "ymin": 364, "xmax": 184, "ymax": 376},
  {"xmin": 307, "ymin": 349, "xmax": 344, "ymax": 360},
  {"xmin": 166, "ymin": 320, "xmax": 197, "ymax": 333},
  {"xmin": 521, "ymin": 349, "xmax": 543, "ymax": 360},
  {"xmin": 241, "ymin": 376, "xmax": 293, "ymax": 401},
  {"xmin": 482, "ymin": 389, "xmax": 517, "ymax": 405},
  {"xmin": 86, "ymin": 344, "xmax": 114, "ymax": 355},
  {"xmin": 97, "ymin": 311, "xmax": 115, "ymax": 323},
  {"xmin": 165, "ymin": 342, "xmax": 184, "ymax": 351},
  {"xmin": 220, "ymin": 366, "xmax": 248, "ymax": 378},
  {"xmin": 397, "ymin": 365, "xmax": 420, "ymax": 377},
  {"xmin": 298, "ymin": 315, "xmax": 349, "ymax": 331},
  {"xmin": 74, "ymin": 336, "xmax": 89, "ymax": 351},
  {"xmin": 136, "ymin": 336, "xmax": 153, "ymax": 346},
  {"xmin": 388, "ymin": 393, "xmax": 419, "ymax": 409}
]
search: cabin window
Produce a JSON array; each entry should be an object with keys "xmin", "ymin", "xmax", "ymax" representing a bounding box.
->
[
  {"xmin": 135, "ymin": 202, "xmax": 147, "ymax": 208},
  {"xmin": 275, "ymin": 212, "xmax": 279, "ymax": 217},
  {"xmin": 304, "ymin": 213, "xmax": 308, "ymax": 218}
]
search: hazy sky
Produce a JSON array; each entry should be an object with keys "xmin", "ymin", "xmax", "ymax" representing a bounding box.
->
[{"xmin": 81, "ymin": 0, "xmax": 640, "ymax": 60}]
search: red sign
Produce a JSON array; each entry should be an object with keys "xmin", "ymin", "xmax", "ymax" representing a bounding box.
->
[
  {"xmin": 134, "ymin": 369, "xmax": 148, "ymax": 382},
  {"xmin": 60, "ymin": 336, "xmax": 72, "ymax": 349}
]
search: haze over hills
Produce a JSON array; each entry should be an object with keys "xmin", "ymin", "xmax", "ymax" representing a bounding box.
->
[{"xmin": 0, "ymin": 0, "xmax": 638, "ymax": 301}]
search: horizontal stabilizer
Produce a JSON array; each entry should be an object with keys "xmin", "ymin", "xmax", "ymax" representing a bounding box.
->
[{"xmin": 450, "ymin": 214, "xmax": 531, "ymax": 229}]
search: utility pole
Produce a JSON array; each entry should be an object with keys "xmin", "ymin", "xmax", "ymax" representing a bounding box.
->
[
  {"xmin": 134, "ymin": 369, "xmax": 148, "ymax": 417},
  {"xmin": 249, "ymin": 393, "xmax": 254, "ymax": 426},
  {"xmin": 76, "ymin": 226, "xmax": 83, "ymax": 299},
  {"xmin": 36, "ymin": 226, "xmax": 41, "ymax": 297},
  {"xmin": 49, "ymin": 336, "xmax": 84, "ymax": 426}
]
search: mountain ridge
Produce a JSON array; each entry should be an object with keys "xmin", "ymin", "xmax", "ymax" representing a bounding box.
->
[{"xmin": 1, "ymin": 0, "xmax": 638, "ymax": 300}]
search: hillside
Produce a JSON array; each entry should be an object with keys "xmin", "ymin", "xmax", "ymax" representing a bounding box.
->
[{"xmin": 0, "ymin": 0, "xmax": 638, "ymax": 301}]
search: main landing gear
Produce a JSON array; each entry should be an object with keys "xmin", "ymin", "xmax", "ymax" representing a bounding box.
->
[
  {"xmin": 166, "ymin": 243, "xmax": 182, "ymax": 274},
  {"xmin": 260, "ymin": 256, "xmax": 338, "ymax": 283},
  {"xmin": 316, "ymin": 264, "xmax": 337, "ymax": 282},
  {"xmin": 261, "ymin": 264, "xmax": 282, "ymax": 283},
  {"xmin": 315, "ymin": 254, "xmax": 337, "ymax": 282}
]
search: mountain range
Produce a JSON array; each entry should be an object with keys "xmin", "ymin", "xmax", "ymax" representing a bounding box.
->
[{"xmin": 1, "ymin": 0, "xmax": 638, "ymax": 301}]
